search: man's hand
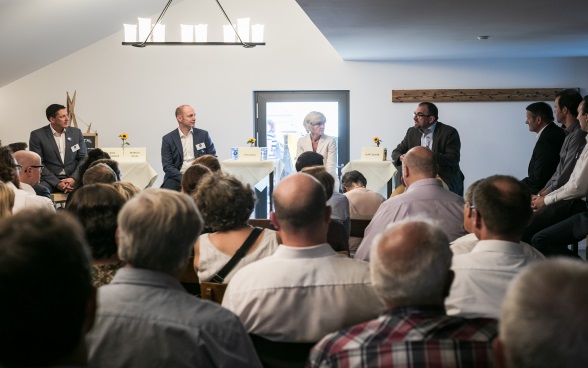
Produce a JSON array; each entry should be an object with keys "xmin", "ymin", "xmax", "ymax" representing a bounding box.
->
[
  {"xmin": 531, "ymin": 195, "xmax": 546, "ymax": 211},
  {"xmin": 59, "ymin": 178, "xmax": 76, "ymax": 193}
]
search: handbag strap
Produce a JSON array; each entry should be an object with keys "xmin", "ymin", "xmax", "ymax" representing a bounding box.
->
[{"xmin": 210, "ymin": 227, "xmax": 263, "ymax": 283}]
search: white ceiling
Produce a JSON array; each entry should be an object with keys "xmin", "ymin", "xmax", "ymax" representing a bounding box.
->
[{"xmin": 1, "ymin": 0, "xmax": 587, "ymax": 89}]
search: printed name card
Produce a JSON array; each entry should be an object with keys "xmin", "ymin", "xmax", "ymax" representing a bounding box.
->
[
  {"xmin": 361, "ymin": 147, "xmax": 387, "ymax": 161},
  {"xmin": 238, "ymin": 147, "xmax": 261, "ymax": 161},
  {"xmin": 103, "ymin": 147, "xmax": 147, "ymax": 162}
]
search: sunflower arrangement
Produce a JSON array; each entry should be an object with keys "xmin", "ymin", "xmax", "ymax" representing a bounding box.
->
[
  {"xmin": 247, "ymin": 138, "xmax": 256, "ymax": 147},
  {"xmin": 119, "ymin": 133, "xmax": 130, "ymax": 151},
  {"xmin": 373, "ymin": 137, "xmax": 382, "ymax": 147}
]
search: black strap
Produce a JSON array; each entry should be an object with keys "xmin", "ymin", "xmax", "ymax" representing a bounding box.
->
[{"xmin": 210, "ymin": 227, "xmax": 263, "ymax": 283}]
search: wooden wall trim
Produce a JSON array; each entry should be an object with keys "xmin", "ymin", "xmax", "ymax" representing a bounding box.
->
[{"xmin": 392, "ymin": 88, "xmax": 579, "ymax": 102}]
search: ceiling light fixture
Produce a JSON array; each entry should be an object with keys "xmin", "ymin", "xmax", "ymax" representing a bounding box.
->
[
  {"xmin": 122, "ymin": 0, "xmax": 265, "ymax": 48},
  {"xmin": 477, "ymin": 35, "xmax": 490, "ymax": 40}
]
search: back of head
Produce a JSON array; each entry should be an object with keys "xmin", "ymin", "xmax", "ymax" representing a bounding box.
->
[
  {"xmin": 193, "ymin": 154, "xmax": 221, "ymax": 172},
  {"xmin": 112, "ymin": 181, "xmax": 141, "ymax": 201},
  {"xmin": 464, "ymin": 178, "xmax": 484, "ymax": 204},
  {"xmin": 0, "ymin": 210, "xmax": 92, "ymax": 367},
  {"xmin": 526, "ymin": 102, "xmax": 554, "ymax": 124},
  {"xmin": 66, "ymin": 184, "xmax": 126, "ymax": 260},
  {"xmin": 301, "ymin": 166, "xmax": 334, "ymax": 200},
  {"xmin": 192, "ymin": 173, "xmax": 255, "ymax": 231},
  {"xmin": 90, "ymin": 159, "xmax": 121, "ymax": 181},
  {"xmin": 370, "ymin": 220, "xmax": 451, "ymax": 305},
  {"xmin": 296, "ymin": 151, "xmax": 324, "ymax": 172},
  {"xmin": 341, "ymin": 170, "xmax": 367, "ymax": 188},
  {"xmin": 78, "ymin": 149, "xmax": 111, "ymax": 185},
  {"xmin": 556, "ymin": 89, "xmax": 583, "ymax": 118},
  {"xmin": 117, "ymin": 188, "xmax": 203, "ymax": 275},
  {"xmin": 7, "ymin": 142, "xmax": 27, "ymax": 152},
  {"xmin": 273, "ymin": 173, "xmax": 326, "ymax": 231},
  {"xmin": 473, "ymin": 175, "xmax": 532, "ymax": 238},
  {"xmin": 0, "ymin": 146, "xmax": 16, "ymax": 184},
  {"xmin": 403, "ymin": 146, "xmax": 438, "ymax": 178},
  {"xmin": 499, "ymin": 259, "xmax": 588, "ymax": 368},
  {"xmin": 83, "ymin": 163, "xmax": 117, "ymax": 185},
  {"xmin": 302, "ymin": 111, "xmax": 326, "ymax": 133},
  {"xmin": 0, "ymin": 181, "xmax": 15, "ymax": 218},
  {"xmin": 181, "ymin": 163, "xmax": 212, "ymax": 194}
]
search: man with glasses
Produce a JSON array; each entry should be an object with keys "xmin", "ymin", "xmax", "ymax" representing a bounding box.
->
[
  {"xmin": 392, "ymin": 102, "xmax": 464, "ymax": 195},
  {"xmin": 12, "ymin": 150, "xmax": 51, "ymax": 199}
]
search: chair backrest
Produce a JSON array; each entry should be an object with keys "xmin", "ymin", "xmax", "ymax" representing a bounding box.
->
[
  {"xmin": 248, "ymin": 218, "xmax": 273, "ymax": 229},
  {"xmin": 350, "ymin": 218, "xmax": 371, "ymax": 238},
  {"xmin": 249, "ymin": 334, "xmax": 316, "ymax": 368}
]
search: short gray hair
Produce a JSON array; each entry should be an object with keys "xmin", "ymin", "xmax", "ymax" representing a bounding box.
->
[
  {"xmin": 370, "ymin": 220, "xmax": 451, "ymax": 303},
  {"xmin": 302, "ymin": 111, "xmax": 326, "ymax": 133},
  {"xmin": 83, "ymin": 163, "xmax": 116, "ymax": 185},
  {"xmin": 499, "ymin": 259, "xmax": 588, "ymax": 368},
  {"xmin": 117, "ymin": 188, "xmax": 203, "ymax": 274}
]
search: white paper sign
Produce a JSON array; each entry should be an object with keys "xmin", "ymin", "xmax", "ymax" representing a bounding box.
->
[
  {"xmin": 238, "ymin": 147, "xmax": 261, "ymax": 161},
  {"xmin": 361, "ymin": 147, "xmax": 386, "ymax": 161}
]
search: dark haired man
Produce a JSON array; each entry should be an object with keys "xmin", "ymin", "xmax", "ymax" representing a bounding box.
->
[
  {"xmin": 392, "ymin": 101, "xmax": 464, "ymax": 195},
  {"xmin": 29, "ymin": 103, "xmax": 87, "ymax": 193},
  {"xmin": 521, "ymin": 102, "xmax": 565, "ymax": 194}
]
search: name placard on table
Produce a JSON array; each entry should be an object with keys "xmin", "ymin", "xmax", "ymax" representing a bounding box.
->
[
  {"xmin": 361, "ymin": 147, "xmax": 387, "ymax": 161},
  {"xmin": 103, "ymin": 147, "xmax": 146, "ymax": 162}
]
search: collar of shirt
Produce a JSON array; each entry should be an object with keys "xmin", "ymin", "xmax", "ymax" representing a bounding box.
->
[
  {"xmin": 50, "ymin": 124, "xmax": 66, "ymax": 136},
  {"xmin": 405, "ymin": 178, "xmax": 442, "ymax": 193},
  {"xmin": 471, "ymin": 239, "xmax": 526, "ymax": 255},
  {"xmin": 110, "ymin": 267, "xmax": 185, "ymax": 291},
  {"xmin": 272, "ymin": 243, "xmax": 335, "ymax": 259},
  {"xmin": 178, "ymin": 127, "xmax": 192, "ymax": 138},
  {"xmin": 423, "ymin": 120, "xmax": 438, "ymax": 135},
  {"xmin": 387, "ymin": 304, "xmax": 447, "ymax": 318},
  {"xmin": 565, "ymin": 120, "xmax": 581, "ymax": 134},
  {"xmin": 536, "ymin": 123, "xmax": 549, "ymax": 140}
]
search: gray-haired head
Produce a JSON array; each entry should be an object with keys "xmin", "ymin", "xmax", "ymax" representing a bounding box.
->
[
  {"xmin": 302, "ymin": 111, "xmax": 326, "ymax": 133},
  {"xmin": 117, "ymin": 188, "xmax": 204, "ymax": 275},
  {"xmin": 370, "ymin": 220, "xmax": 452, "ymax": 306},
  {"xmin": 497, "ymin": 258, "xmax": 588, "ymax": 368},
  {"xmin": 83, "ymin": 163, "xmax": 117, "ymax": 185}
]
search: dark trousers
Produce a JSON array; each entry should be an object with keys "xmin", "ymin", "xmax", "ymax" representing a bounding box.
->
[
  {"xmin": 522, "ymin": 198, "xmax": 586, "ymax": 244},
  {"xmin": 161, "ymin": 177, "xmax": 182, "ymax": 192},
  {"xmin": 532, "ymin": 210, "xmax": 588, "ymax": 260}
]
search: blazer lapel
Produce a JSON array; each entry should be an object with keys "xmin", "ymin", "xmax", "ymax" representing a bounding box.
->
[
  {"xmin": 64, "ymin": 129, "xmax": 73, "ymax": 164},
  {"xmin": 45, "ymin": 126, "xmax": 63, "ymax": 164},
  {"xmin": 317, "ymin": 135, "xmax": 326, "ymax": 154},
  {"xmin": 173, "ymin": 130, "xmax": 183, "ymax": 160},
  {"xmin": 431, "ymin": 122, "xmax": 443, "ymax": 153}
]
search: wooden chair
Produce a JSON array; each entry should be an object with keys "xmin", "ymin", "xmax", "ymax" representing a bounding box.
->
[
  {"xmin": 50, "ymin": 192, "xmax": 68, "ymax": 209},
  {"xmin": 180, "ymin": 255, "xmax": 200, "ymax": 296},
  {"xmin": 249, "ymin": 334, "xmax": 315, "ymax": 368}
]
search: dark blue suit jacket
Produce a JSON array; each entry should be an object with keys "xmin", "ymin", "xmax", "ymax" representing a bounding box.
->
[
  {"xmin": 161, "ymin": 127, "xmax": 216, "ymax": 183},
  {"xmin": 521, "ymin": 123, "xmax": 565, "ymax": 194}
]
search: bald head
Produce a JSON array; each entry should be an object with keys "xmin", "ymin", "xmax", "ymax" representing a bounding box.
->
[
  {"xmin": 13, "ymin": 150, "xmax": 40, "ymax": 167},
  {"xmin": 273, "ymin": 173, "xmax": 327, "ymax": 232},
  {"xmin": 13, "ymin": 150, "xmax": 42, "ymax": 186},
  {"xmin": 403, "ymin": 147, "xmax": 438, "ymax": 178},
  {"xmin": 370, "ymin": 220, "xmax": 452, "ymax": 306}
]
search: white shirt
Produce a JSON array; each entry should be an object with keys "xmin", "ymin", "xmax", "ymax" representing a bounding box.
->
[
  {"xmin": 179, "ymin": 128, "xmax": 195, "ymax": 174},
  {"xmin": 544, "ymin": 135, "xmax": 588, "ymax": 205},
  {"xmin": 445, "ymin": 240, "xmax": 539, "ymax": 319},
  {"xmin": 450, "ymin": 233, "xmax": 545, "ymax": 260},
  {"xmin": 222, "ymin": 243, "xmax": 384, "ymax": 342},
  {"xmin": 7, "ymin": 181, "xmax": 55, "ymax": 213},
  {"xmin": 420, "ymin": 121, "xmax": 438, "ymax": 149},
  {"xmin": 50, "ymin": 124, "xmax": 66, "ymax": 174}
]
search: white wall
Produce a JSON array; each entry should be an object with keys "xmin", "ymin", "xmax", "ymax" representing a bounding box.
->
[{"xmin": 1, "ymin": 0, "xmax": 586, "ymax": 190}]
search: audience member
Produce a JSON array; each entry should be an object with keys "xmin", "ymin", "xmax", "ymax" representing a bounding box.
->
[
  {"xmin": 77, "ymin": 148, "xmax": 111, "ymax": 188},
  {"xmin": 222, "ymin": 173, "xmax": 383, "ymax": 343},
  {"xmin": 538, "ymin": 89, "xmax": 586, "ymax": 196},
  {"xmin": 87, "ymin": 189, "xmax": 260, "ymax": 367},
  {"xmin": 82, "ymin": 163, "xmax": 117, "ymax": 186},
  {"xmin": 66, "ymin": 184, "xmax": 126, "ymax": 287},
  {"xmin": 0, "ymin": 210, "xmax": 95, "ymax": 367},
  {"xmin": 494, "ymin": 259, "xmax": 588, "ymax": 368},
  {"xmin": 88, "ymin": 159, "xmax": 121, "ymax": 181},
  {"xmin": 192, "ymin": 154, "xmax": 221, "ymax": 172},
  {"xmin": 446, "ymin": 175, "xmax": 539, "ymax": 318},
  {"xmin": 0, "ymin": 182, "xmax": 15, "ymax": 218},
  {"xmin": 521, "ymin": 102, "xmax": 565, "ymax": 194},
  {"xmin": 308, "ymin": 220, "xmax": 497, "ymax": 367},
  {"xmin": 0, "ymin": 146, "xmax": 54, "ymax": 213},
  {"xmin": 192, "ymin": 173, "xmax": 279, "ymax": 282},
  {"xmin": 7, "ymin": 142, "xmax": 28, "ymax": 152},
  {"xmin": 29, "ymin": 103, "xmax": 87, "ymax": 193},
  {"xmin": 295, "ymin": 151, "xmax": 324, "ymax": 172},
  {"xmin": 12, "ymin": 150, "xmax": 54, "ymax": 208},
  {"xmin": 112, "ymin": 181, "xmax": 141, "ymax": 201},
  {"xmin": 342, "ymin": 170, "xmax": 385, "ymax": 253},
  {"xmin": 181, "ymin": 163, "xmax": 212, "ymax": 194},
  {"xmin": 355, "ymin": 146, "xmax": 466, "ymax": 261},
  {"xmin": 161, "ymin": 104, "xmax": 217, "ymax": 191},
  {"xmin": 524, "ymin": 94, "xmax": 588, "ymax": 244},
  {"xmin": 392, "ymin": 102, "xmax": 464, "ymax": 195}
]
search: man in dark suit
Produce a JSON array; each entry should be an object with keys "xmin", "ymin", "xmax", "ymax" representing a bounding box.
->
[
  {"xmin": 161, "ymin": 105, "xmax": 216, "ymax": 191},
  {"xmin": 391, "ymin": 102, "xmax": 464, "ymax": 195},
  {"xmin": 521, "ymin": 102, "xmax": 565, "ymax": 194},
  {"xmin": 29, "ymin": 104, "xmax": 87, "ymax": 193}
]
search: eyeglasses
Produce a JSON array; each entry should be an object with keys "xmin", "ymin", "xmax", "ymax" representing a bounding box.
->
[
  {"xmin": 413, "ymin": 112, "xmax": 431, "ymax": 118},
  {"xmin": 14, "ymin": 164, "xmax": 22, "ymax": 170},
  {"xmin": 30, "ymin": 165, "xmax": 45, "ymax": 172},
  {"xmin": 470, "ymin": 204, "xmax": 475, "ymax": 210}
]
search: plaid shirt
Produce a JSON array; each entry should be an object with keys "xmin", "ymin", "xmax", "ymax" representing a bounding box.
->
[{"xmin": 307, "ymin": 305, "xmax": 497, "ymax": 368}]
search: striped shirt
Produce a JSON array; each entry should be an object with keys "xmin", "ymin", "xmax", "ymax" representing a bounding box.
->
[{"xmin": 307, "ymin": 305, "xmax": 497, "ymax": 368}]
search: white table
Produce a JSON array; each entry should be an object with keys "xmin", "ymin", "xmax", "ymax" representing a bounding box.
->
[
  {"xmin": 221, "ymin": 160, "xmax": 277, "ymax": 212},
  {"xmin": 117, "ymin": 161, "xmax": 158, "ymax": 189},
  {"xmin": 341, "ymin": 160, "xmax": 397, "ymax": 197}
]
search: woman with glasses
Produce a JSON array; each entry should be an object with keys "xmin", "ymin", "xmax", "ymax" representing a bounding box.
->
[{"xmin": 296, "ymin": 111, "xmax": 338, "ymax": 188}]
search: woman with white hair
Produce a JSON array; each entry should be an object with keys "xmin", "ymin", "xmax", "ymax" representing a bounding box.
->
[{"xmin": 296, "ymin": 111, "xmax": 338, "ymax": 187}]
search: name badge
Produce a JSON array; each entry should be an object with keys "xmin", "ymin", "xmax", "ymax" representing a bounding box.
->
[
  {"xmin": 71, "ymin": 144, "xmax": 80, "ymax": 152},
  {"xmin": 196, "ymin": 143, "xmax": 206, "ymax": 150}
]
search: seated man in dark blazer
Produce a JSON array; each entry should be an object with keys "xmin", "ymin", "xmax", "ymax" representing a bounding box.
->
[
  {"xmin": 521, "ymin": 102, "xmax": 565, "ymax": 194},
  {"xmin": 391, "ymin": 102, "xmax": 464, "ymax": 195},
  {"xmin": 161, "ymin": 104, "xmax": 216, "ymax": 191},
  {"xmin": 29, "ymin": 104, "xmax": 87, "ymax": 193}
]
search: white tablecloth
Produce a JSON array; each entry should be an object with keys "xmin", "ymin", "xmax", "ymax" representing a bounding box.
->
[
  {"xmin": 341, "ymin": 160, "xmax": 397, "ymax": 197},
  {"xmin": 221, "ymin": 160, "xmax": 276, "ymax": 188},
  {"xmin": 117, "ymin": 161, "xmax": 158, "ymax": 189}
]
